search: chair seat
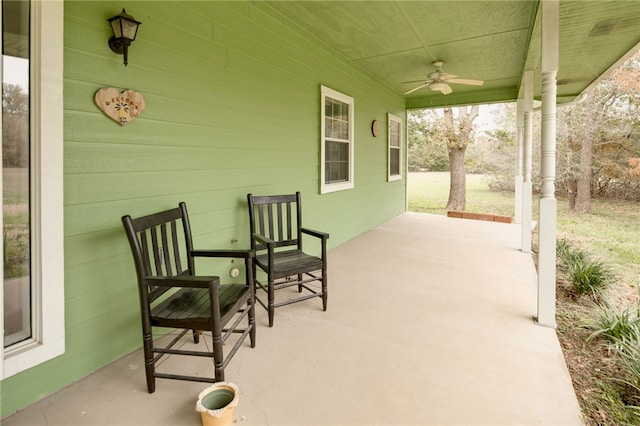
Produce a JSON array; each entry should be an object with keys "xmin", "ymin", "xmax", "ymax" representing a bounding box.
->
[
  {"xmin": 256, "ymin": 249, "xmax": 323, "ymax": 279},
  {"xmin": 151, "ymin": 284, "xmax": 249, "ymax": 327}
]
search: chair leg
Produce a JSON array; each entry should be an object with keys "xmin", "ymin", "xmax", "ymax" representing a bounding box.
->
[
  {"xmin": 142, "ymin": 331, "xmax": 156, "ymax": 393},
  {"xmin": 298, "ymin": 274, "xmax": 303, "ymax": 293},
  {"xmin": 248, "ymin": 298, "xmax": 256, "ymax": 348},
  {"xmin": 268, "ymin": 275, "xmax": 275, "ymax": 327},
  {"xmin": 212, "ymin": 331, "xmax": 225, "ymax": 382},
  {"xmin": 322, "ymin": 274, "xmax": 328, "ymax": 312}
]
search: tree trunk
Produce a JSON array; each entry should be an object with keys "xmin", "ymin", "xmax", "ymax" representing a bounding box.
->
[
  {"xmin": 575, "ymin": 136, "xmax": 593, "ymax": 213},
  {"xmin": 564, "ymin": 130, "xmax": 578, "ymax": 211},
  {"xmin": 446, "ymin": 147, "xmax": 467, "ymax": 211},
  {"xmin": 442, "ymin": 106, "xmax": 478, "ymax": 212},
  {"xmin": 567, "ymin": 179, "xmax": 577, "ymax": 210}
]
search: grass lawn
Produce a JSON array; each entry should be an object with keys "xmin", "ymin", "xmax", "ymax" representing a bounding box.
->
[
  {"xmin": 408, "ymin": 172, "xmax": 516, "ymax": 217},
  {"xmin": 557, "ymin": 199, "xmax": 640, "ymax": 297},
  {"xmin": 3, "ymin": 168, "xmax": 30, "ymax": 278}
]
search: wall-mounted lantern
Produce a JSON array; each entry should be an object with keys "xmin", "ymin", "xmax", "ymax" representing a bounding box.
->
[{"xmin": 107, "ymin": 9, "xmax": 141, "ymax": 66}]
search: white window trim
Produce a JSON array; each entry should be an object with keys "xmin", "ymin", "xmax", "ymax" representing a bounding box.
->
[
  {"xmin": 320, "ymin": 85, "xmax": 354, "ymax": 194},
  {"xmin": 387, "ymin": 113, "xmax": 403, "ymax": 181},
  {"xmin": 1, "ymin": 0, "xmax": 65, "ymax": 379}
]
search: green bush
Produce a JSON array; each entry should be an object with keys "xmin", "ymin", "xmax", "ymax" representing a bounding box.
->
[
  {"xmin": 569, "ymin": 257, "xmax": 614, "ymax": 297},
  {"xmin": 556, "ymin": 239, "xmax": 572, "ymax": 260},
  {"xmin": 614, "ymin": 338, "xmax": 640, "ymax": 417},
  {"xmin": 586, "ymin": 297, "xmax": 640, "ymax": 420},
  {"xmin": 556, "ymin": 239, "xmax": 614, "ymax": 297},
  {"xmin": 588, "ymin": 305, "xmax": 640, "ymax": 347},
  {"xmin": 556, "ymin": 239, "xmax": 587, "ymax": 267}
]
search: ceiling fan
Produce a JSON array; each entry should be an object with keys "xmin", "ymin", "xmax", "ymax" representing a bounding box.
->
[{"xmin": 404, "ymin": 61, "xmax": 484, "ymax": 95}]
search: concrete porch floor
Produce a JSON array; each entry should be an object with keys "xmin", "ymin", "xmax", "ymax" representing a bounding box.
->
[{"xmin": 3, "ymin": 212, "xmax": 583, "ymax": 426}]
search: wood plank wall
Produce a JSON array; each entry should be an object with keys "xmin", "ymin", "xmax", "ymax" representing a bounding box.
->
[{"xmin": 2, "ymin": 1, "xmax": 406, "ymax": 416}]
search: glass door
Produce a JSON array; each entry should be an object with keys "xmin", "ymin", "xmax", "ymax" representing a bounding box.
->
[{"xmin": 2, "ymin": 0, "xmax": 32, "ymax": 348}]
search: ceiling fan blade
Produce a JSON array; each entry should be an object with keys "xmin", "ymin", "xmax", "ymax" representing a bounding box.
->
[
  {"xmin": 403, "ymin": 61, "xmax": 482, "ymax": 96},
  {"xmin": 447, "ymin": 78, "xmax": 484, "ymax": 86},
  {"xmin": 440, "ymin": 73, "xmax": 458, "ymax": 80},
  {"xmin": 404, "ymin": 83, "xmax": 429, "ymax": 95},
  {"xmin": 439, "ymin": 84, "xmax": 453, "ymax": 95}
]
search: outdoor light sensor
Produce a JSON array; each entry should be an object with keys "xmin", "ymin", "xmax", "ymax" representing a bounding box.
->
[{"xmin": 107, "ymin": 9, "xmax": 141, "ymax": 66}]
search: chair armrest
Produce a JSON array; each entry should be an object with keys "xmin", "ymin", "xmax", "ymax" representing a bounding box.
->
[
  {"xmin": 252, "ymin": 232, "xmax": 275, "ymax": 248},
  {"xmin": 143, "ymin": 275, "xmax": 219, "ymax": 289},
  {"xmin": 192, "ymin": 249, "xmax": 254, "ymax": 259},
  {"xmin": 301, "ymin": 227, "xmax": 329, "ymax": 240}
]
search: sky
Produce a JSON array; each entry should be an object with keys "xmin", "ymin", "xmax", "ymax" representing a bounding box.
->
[
  {"xmin": 3, "ymin": 55, "xmax": 29, "ymax": 91},
  {"xmin": 475, "ymin": 104, "xmax": 503, "ymax": 131}
]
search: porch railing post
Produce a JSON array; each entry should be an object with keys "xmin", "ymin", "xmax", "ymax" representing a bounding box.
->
[
  {"xmin": 537, "ymin": 0, "xmax": 559, "ymax": 328},
  {"xmin": 521, "ymin": 71, "xmax": 533, "ymax": 254},
  {"xmin": 514, "ymin": 99, "xmax": 524, "ymax": 225}
]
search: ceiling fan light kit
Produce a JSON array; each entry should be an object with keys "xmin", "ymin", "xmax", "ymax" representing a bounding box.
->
[
  {"xmin": 404, "ymin": 61, "xmax": 484, "ymax": 96},
  {"xmin": 429, "ymin": 82, "xmax": 449, "ymax": 92}
]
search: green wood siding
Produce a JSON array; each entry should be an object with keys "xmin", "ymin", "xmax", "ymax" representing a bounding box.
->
[{"xmin": 1, "ymin": 1, "xmax": 405, "ymax": 417}]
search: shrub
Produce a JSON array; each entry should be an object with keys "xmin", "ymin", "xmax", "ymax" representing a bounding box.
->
[
  {"xmin": 613, "ymin": 338, "xmax": 640, "ymax": 417},
  {"xmin": 588, "ymin": 304, "xmax": 640, "ymax": 347},
  {"xmin": 586, "ymin": 296, "xmax": 640, "ymax": 420},
  {"xmin": 569, "ymin": 256, "xmax": 614, "ymax": 297},
  {"xmin": 556, "ymin": 239, "xmax": 614, "ymax": 297},
  {"xmin": 556, "ymin": 239, "xmax": 571, "ymax": 260},
  {"xmin": 557, "ymin": 239, "xmax": 582, "ymax": 264},
  {"xmin": 557, "ymin": 239, "xmax": 588, "ymax": 267}
]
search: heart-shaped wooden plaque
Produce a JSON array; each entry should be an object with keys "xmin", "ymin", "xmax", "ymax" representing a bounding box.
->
[{"xmin": 94, "ymin": 87, "xmax": 146, "ymax": 126}]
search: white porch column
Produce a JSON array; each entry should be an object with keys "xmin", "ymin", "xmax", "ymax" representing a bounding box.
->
[
  {"xmin": 521, "ymin": 71, "xmax": 533, "ymax": 253},
  {"xmin": 514, "ymin": 99, "xmax": 524, "ymax": 224},
  {"xmin": 537, "ymin": 0, "xmax": 559, "ymax": 328}
]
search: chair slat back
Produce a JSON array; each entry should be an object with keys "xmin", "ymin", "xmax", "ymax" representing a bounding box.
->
[
  {"xmin": 248, "ymin": 192, "xmax": 302, "ymax": 252},
  {"xmin": 122, "ymin": 203, "xmax": 195, "ymax": 303}
]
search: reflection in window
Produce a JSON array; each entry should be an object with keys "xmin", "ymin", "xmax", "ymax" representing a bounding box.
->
[
  {"xmin": 3, "ymin": 0, "xmax": 31, "ymax": 348},
  {"xmin": 325, "ymin": 140, "xmax": 349, "ymax": 183}
]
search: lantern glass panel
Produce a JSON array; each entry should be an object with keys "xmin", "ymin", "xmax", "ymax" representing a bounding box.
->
[
  {"xmin": 110, "ymin": 19, "xmax": 122, "ymax": 38},
  {"xmin": 121, "ymin": 19, "xmax": 138, "ymax": 40}
]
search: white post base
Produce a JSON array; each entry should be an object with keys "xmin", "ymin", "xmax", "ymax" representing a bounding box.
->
[
  {"xmin": 514, "ymin": 175, "xmax": 523, "ymax": 224},
  {"xmin": 521, "ymin": 181, "xmax": 532, "ymax": 253},
  {"xmin": 537, "ymin": 197, "xmax": 557, "ymax": 328}
]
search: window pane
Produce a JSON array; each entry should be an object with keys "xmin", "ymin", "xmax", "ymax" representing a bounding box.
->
[
  {"xmin": 330, "ymin": 118, "xmax": 339, "ymax": 139},
  {"xmin": 325, "ymin": 140, "xmax": 349, "ymax": 183},
  {"xmin": 3, "ymin": 0, "xmax": 32, "ymax": 348},
  {"xmin": 340, "ymin": 121, "xmax": 348, "ymax": 140},
  {"xmin": 390, "ymin": 121, "xmax": 400, "ymax": 147},
  {"xmin": 324, "ymin": 97, "xmax": 349, "ymax": 141},
  {"xmin": 390, "ymin": 148, "xmax": 400, "ymax": 175},
  {"xmin": 325, "ymin": 98, "xmax": 333, "ymax": 118},
  {"xmin": 326, "ymin": 98, "xmax": 339, "ymax": 119}
]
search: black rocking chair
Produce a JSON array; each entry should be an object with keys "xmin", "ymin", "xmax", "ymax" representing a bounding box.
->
[
  {"xmin": 122, "ymin": 202, "xmax": 256, "ymax": 393},
  {"xmin": 247, "ymin": 192, "xmax": 329, "ymax": 327}
]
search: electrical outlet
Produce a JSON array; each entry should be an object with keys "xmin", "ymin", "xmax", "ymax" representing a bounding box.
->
[{"xmin": 229, "ymin": 267, "xmax": 240, "ymax": 278}]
